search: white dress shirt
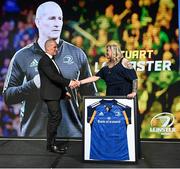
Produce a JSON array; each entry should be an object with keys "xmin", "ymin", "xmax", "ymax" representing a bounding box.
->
[{"xmin": 46, "ymin": 53, "xmax": 60, "ymax": 74}]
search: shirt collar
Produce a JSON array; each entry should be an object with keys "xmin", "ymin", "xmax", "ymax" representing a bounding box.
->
[{"xmin": 46, "ymin": 53, "xmax": 54, "ymax": 59}]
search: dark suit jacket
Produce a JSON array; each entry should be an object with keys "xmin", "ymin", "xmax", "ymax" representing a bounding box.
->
[{"xmin": 38, "ymin": 53, "xmax": 70, "ymax": 100}]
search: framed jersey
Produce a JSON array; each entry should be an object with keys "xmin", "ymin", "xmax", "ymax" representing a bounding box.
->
[{"xmin": 83, "ymin": 96, "xmax": 138, "ymax": 163}]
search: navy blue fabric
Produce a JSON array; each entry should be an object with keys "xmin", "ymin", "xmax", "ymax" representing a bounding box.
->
[{"xmin": 96, "ymin": 62, "xmax": 137, "ymax": 96}]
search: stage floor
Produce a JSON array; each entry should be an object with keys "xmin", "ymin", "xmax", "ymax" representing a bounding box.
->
[{"xmin": 0, "ymin": 140, "xmax": 179, "ymax": 168}]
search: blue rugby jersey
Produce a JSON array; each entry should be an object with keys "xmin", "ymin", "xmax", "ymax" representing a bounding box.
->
[{"xmin": 87, "ymin": 100, "xmax": 131, "ymax": 161}]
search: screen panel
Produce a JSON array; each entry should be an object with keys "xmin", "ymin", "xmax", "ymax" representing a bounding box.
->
[{"xmin": 0, "ymin": 0, "xmax": 179, "ymax": 139}]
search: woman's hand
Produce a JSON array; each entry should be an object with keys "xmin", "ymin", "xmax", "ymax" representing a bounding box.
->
[{"xmin": 127, "ymin": 92, "xmax": 136, "ymax": 99}]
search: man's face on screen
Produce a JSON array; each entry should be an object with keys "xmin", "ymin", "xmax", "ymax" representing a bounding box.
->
[{"xmin": 37, "ymin": 6, "xmax": 63, "ymax": 40}]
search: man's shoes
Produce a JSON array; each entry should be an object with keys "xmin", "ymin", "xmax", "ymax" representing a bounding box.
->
[
  {"xmin": 47, "ymin": 145, "xmax": 66, "ymax": 154},
  {"xmin": 59, "ymin": 144, "xmax": 68, "ymax": 151}
]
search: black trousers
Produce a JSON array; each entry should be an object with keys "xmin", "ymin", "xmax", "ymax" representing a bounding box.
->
[{"xmin": 45, "ymin": 100, "xmax": 62, "ymax": 146}]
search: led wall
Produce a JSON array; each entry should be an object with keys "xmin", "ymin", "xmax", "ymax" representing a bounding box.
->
[{"xmin": 0, "ymin": 0, "xmax": 179, "ymax": 139}]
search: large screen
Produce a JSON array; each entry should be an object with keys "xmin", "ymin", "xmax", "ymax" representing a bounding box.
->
[{"xmin": 0, "ymin": 0, "xmax": 179, "ymax": 139}]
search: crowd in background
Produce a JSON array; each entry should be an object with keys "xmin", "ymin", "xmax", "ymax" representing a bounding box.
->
[{"xmin": 0, "ymin": 0, "xmax": 179, "ymax": 138}]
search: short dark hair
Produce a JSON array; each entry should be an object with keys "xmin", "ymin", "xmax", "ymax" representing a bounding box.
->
[{"xmin": 44, "ymin": 39, "xmax": 57, "ymax": 51}]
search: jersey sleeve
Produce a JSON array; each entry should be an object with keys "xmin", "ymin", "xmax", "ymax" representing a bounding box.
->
[
  {"xmin": 95, "ymin": 66, "xmax": 106, "ymax": 80},
  {"xmin": 124, "ymin": 105, "xmax": 131, "ymax": 124},
  {"xmin": 116, "ymin": 101, "xmax": 132, "ymax": 124},
  {"xmin": 87, "ymin": 105, "xmax": 95, "ymax": 123},
  {"xmin": 87, "ymin": 101, "xmax": 100, "ymax": 123},
  {"xmin": 3, "ymin": 51, "xmax": 38, "ymax": 105},
  {"xmin": 122, "ymin": 67, "xmax": 137, "ymax": 81}
]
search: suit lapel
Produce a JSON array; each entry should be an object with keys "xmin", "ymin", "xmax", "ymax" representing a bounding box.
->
[{"xmin": 44, "ymin": 54, "xmax": 61, "ymax": 74}]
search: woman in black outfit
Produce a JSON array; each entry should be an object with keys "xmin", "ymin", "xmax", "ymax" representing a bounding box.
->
[{"xmin": 80, "ymin": 41, "xmax": 138, "ymax": 98}]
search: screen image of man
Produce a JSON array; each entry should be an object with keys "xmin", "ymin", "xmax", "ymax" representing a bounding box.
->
[{"xmin": 2, "ymin": 1, "xmax": 97, "ymax": 137}]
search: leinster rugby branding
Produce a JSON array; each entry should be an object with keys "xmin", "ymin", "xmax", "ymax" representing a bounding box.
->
[
  {"xmin": 150, "ymin": 112, "xmax": 176, "ymax": 135},
  {"xmin": 63, "ymin": 55, "xmax": 74, "ymax": 64},
  {"xmin": 94, "ymin": 49, "xmax": 172, "ymax": 72}
]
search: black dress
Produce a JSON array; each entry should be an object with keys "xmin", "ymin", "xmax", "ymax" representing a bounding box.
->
[{"xmin": 96, "ymin": 59, "xmax": 137, "ymax": 96}]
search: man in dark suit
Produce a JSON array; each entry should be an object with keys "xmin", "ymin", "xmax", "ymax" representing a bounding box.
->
[{"xmin": 38, "ymin": 39, "xmax": 79, "ymax": 153}]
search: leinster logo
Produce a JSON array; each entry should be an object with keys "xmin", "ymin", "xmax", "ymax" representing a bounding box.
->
[
  {"xmin": 114, "ymin": 111, "xmax": 121, "ymax": 117},
  {"xmin": 63, "ymin": 55, "xmax": 74, "ymax": 64},
  {"xmin": 150, "ymin": 112, "xmax": 176, "ymax": 135}
]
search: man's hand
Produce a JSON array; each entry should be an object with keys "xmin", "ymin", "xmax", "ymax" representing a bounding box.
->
[
  {"xmin": 33, "ymin": 74, "xmax": 41, "ymax": 88},
  {"xmin": 127, "ymin": 92, "xmax": 136, "ymax": 99},
  {"xmin": 69, "ymin": 80, "xmax": 80, "ymax": 89},
  {"xmin": 65, "ymin": 92, "xmax": 71, "ymax": 99}
]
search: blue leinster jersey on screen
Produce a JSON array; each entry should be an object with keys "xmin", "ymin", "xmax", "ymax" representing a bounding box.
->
[{"xmin": 87, "ymin": 100, "xmax": 131, "ymax": 161}]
